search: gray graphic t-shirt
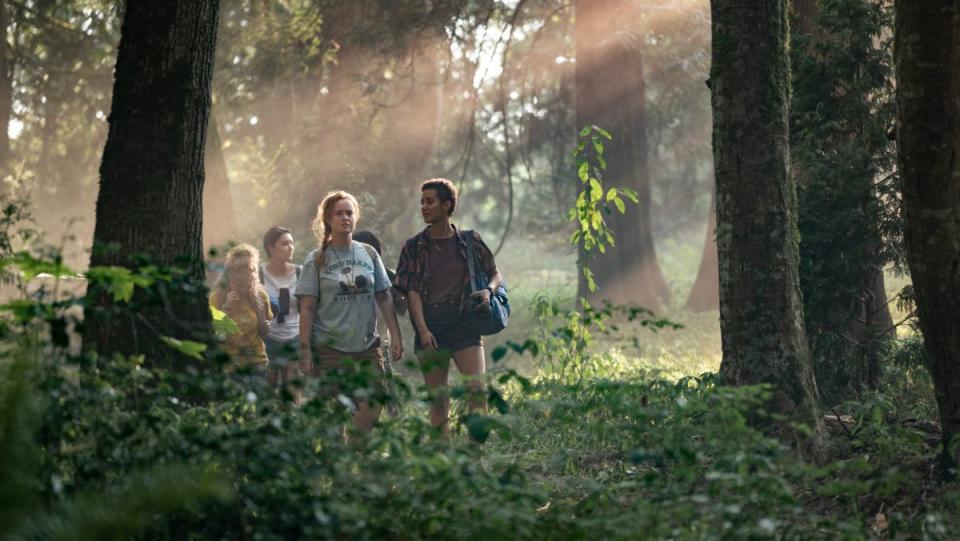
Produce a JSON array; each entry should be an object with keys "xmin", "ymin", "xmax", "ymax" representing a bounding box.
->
[{"xmin": 294, "ymin": 242, "xmax": 390, "ymax": 352}]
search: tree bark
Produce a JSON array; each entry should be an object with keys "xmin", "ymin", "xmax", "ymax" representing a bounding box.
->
[
  {"xmin": 574, "ymin": 0, "xmax": 668, "ymax": 311},
  {"xmin": 0, "ymin": 0, "xmax": 11, "ymax": 173},
  {"xmin": 894, "ymin": 0, "xmax": 960, "ymax": 469},
  {"xmin": 685, "ymin": 190, "xmax": 719, "ymax": 311},
  {"xmin": 710, "ymin": 0, "xmax": 822, "ymax": 434},
  {"xmin": 84, "ymin": 1, "xmax": 219, "ymax": 367}
]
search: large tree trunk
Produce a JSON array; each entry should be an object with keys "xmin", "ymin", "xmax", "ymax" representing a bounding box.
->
[
  {"xmin": 710, "ymin": 0, "xmax": 822, "ymax": 434},
  {"xmin": 894, "ymin": 0, "xmax": 960, "ymax": 469},
  {"xmin": 84, "ymin": 1, "xmax": 219, "ymax": 367},
  {"xmin": 574, "ymin": 0, "xmax": 668, "ymax": 311},
  {"xmin": 685, "ymin": 191, "xmax": 719, "ymax": 311},
  {"xmin": 0, "ymin": 0, "xmax": 11, "ymax": 173}
]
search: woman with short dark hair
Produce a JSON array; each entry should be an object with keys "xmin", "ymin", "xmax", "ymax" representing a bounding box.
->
[{"xmin": 394, "ymin": 178, "xmax": 503, "ymax": 438}]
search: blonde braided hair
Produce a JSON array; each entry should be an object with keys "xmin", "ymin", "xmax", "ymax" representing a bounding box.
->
[{"xmin": 312, "ymin": 190, "xmax": 360, "ymax": 268}]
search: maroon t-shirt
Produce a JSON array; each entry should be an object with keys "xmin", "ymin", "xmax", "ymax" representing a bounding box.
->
[{"xmin": 425, "ymin": 237, "xmax": 468, "ymax": 304}]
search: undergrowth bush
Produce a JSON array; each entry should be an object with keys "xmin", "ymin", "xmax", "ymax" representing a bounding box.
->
[{"xmin": 1, "ymin": 229, "xmax": 958, "ymax": 539}]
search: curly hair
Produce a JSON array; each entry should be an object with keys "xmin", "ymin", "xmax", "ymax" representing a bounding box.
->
[
  {"xmin": 419, "ymin": 178, "xmax": 458, "ymax": 216},
  {"xmin": 217, "ymin": 242, "xmax": 261, "ymax": 294}
]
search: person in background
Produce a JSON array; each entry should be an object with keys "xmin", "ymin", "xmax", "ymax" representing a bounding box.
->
[
  {"xmin": 260, "ymin": 226, "xmax": 302, "ymax": 398},
  {"xmin": 210, "ymin": 243, "xmax": 272, "ymax": 376},
  {"xmin": 295, "ymin": 191, "xmax": 403, "ymax": 437},
  {"xmin": 353, "ymin": 229, "xmax": 404, "ymax": 416},
  {"xmin": 394, "ymin": 178, "xmax": 502, "ymax": 439}
]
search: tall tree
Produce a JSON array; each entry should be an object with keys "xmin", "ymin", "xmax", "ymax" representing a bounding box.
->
[
  {"xmin": 895, "ymin": 0, "xmax": 960, "ymax": 470},
  {"xmin": 792, "ymin": 0, "xmax": 897, "ymax": 403},
  {"xmin": 574, "ymin": 0, "xmax": 669, "ymax": 311},
  {"xmin": 84, "ymin": 1, "xmax": 220, "ymax": 366},
  {"xmin": 710, "ymin": 0, "xmax": 822, "ymax": 431}
]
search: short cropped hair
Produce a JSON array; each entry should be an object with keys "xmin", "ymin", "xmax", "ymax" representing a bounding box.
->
[{"xmin": 419, "ymin": 178, "xmax": 458, "ymax": 216}]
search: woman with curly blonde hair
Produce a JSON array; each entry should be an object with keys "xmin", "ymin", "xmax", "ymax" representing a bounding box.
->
[
  {"xmin": 210, "ymin": 243, "xmax": 272, "ymax": 372},
  {"xmin": 295, "ymin": 191, "xmax": 403, "ymax": 435}
]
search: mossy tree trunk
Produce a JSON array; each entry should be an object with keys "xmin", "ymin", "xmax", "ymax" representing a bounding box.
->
[
  {"xmin": 894, "ymin": 0, "xmax": 960, "ymax": 470},
  {"xmin": 574, "ymin": 0, "xmax": 669, "ymax": 312},
  {"xmin": 84, "ymin": 1, "xmax": 219, "ymax": 367},
  {"xmin": 710, "ymin": 0, "xmax": 823, "ymax": 432}
]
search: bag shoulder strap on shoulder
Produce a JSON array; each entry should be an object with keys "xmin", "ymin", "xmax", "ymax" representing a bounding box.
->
[
  {"xmin": 261, "ymin": 264, "xmax": 302, "ymax": 283},
  {"xmin": 462, "ymin": 229, "xmax": 479, "ymax": 284},
  {"xmin": 360, "ymin": 242, "xmax": 378, "ymax": 262}
]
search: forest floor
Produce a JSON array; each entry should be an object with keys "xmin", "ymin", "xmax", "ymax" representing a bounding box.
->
[
  {"xmin": 381, "ymin": 234, "xmax": 958, "ymax": 538},
  {"xmin": 11, "ymin": 230, "xmax": 959, "ymax": 539}
]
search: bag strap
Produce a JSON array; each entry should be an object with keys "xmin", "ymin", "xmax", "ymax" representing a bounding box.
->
[
  {"xmin": 360, "ymin": 242, "xmax": 378, "ymax": 262},
  {"xmin": 462, "ymin": 229, "xmax": 480, "ymax": 292},
  {"xmin": 262, "ymin": 264, "xmax": 303, "ymax": 282}
]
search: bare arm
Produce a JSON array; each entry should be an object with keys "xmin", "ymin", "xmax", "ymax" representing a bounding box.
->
[
  {"xmin": 376, "ymin": 289, "xmax": 403, "ymax": 360},
  {"xmin": 298, "ymin": 295, "xmax": 317, "ymax": 373},
  {"xmin": 253, "ymin": 290, "xmax": 271, "ymax": 338},
  {"xmin": 407, "ymin": 290, "xmax": 437, "ymax": 351}
]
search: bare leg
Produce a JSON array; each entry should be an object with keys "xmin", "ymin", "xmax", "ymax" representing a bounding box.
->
[
  {"xmin": 351, "ymin": 400, "xmax": 383, "ymax": 435},
  {"xmin": 281, "ymin": 364, "xmax": 301, "ymax": 404},
  {"xmin": 453, "ymin": 345, "xmax": 487, "ymax": 416},
  {"xmin": 419, "ymin": 351, "xmax": 452, "ymax": 438},
  {"xmin": 267, "ymin": 365, "xmax": 278, "ymax": 388}
]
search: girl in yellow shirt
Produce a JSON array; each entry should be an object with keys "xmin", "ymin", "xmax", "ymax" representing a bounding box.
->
[{"xmin": 210, "ymin": 243, "xmax": 272, "ymax": 371}]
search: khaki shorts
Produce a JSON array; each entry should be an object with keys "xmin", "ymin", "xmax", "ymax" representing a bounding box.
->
[{"xmin": 312, "ymin": 342, "xmax": 386, "ymax": 400}]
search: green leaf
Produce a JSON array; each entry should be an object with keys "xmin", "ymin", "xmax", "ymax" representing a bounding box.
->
[
  {"xmin": 463, "ymin": 413, "xmax": 497, "ymax": 444},
  {"xmin": 579, "ymin": 125, "xmax": 592, "ymax": 137},
  {"xmin": 614, "ymin": 197, "xmax": 626, "ymax": 214},
  {"xmin": 577, "ymin": 161, "xmax": 589, "ymax": 182},
  {"xmin": 492, "ymin": 345, "xmax": 508, "ymax": 362},
  {"xmin": 606, "ymin": 188, "xmax": 618, "ymax": 202},
  {"xmin": 9, "ymin": 252, "xmax": 78, "ymax": 282},
  {"xmin": 0, "ymin": 299, "xmax": 54, "ymax": 323},
  {"xmin": 85, "ymin": 266, "xmax": 154, "ymax": 303},
  {"xmin": 160, "ymin": 337, "xmax": 207, "ymax": 360},
  {"xmin": 210, "ymin": 305, "xmax": 241, "ymax": 335},
  {"xmin": 593, "ymin": 125, "xmax": 613, "ymax": 139},
  {"xmin": 487, "ymin": 388, "xmax": 509, "ymax": 414}
]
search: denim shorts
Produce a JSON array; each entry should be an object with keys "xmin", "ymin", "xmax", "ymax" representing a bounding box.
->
[
  {"xmin": 414, "ymin": 299, "xmax": 482, "ymax": 354},
  {"xmin": 265, "ymin": 337, "xmax": 300, "ymax": 367}
]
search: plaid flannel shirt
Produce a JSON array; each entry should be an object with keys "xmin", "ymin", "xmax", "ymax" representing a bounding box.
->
[{"xmin": 393, "ymin": 225, "xmax": 498, "ymax": 303}]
